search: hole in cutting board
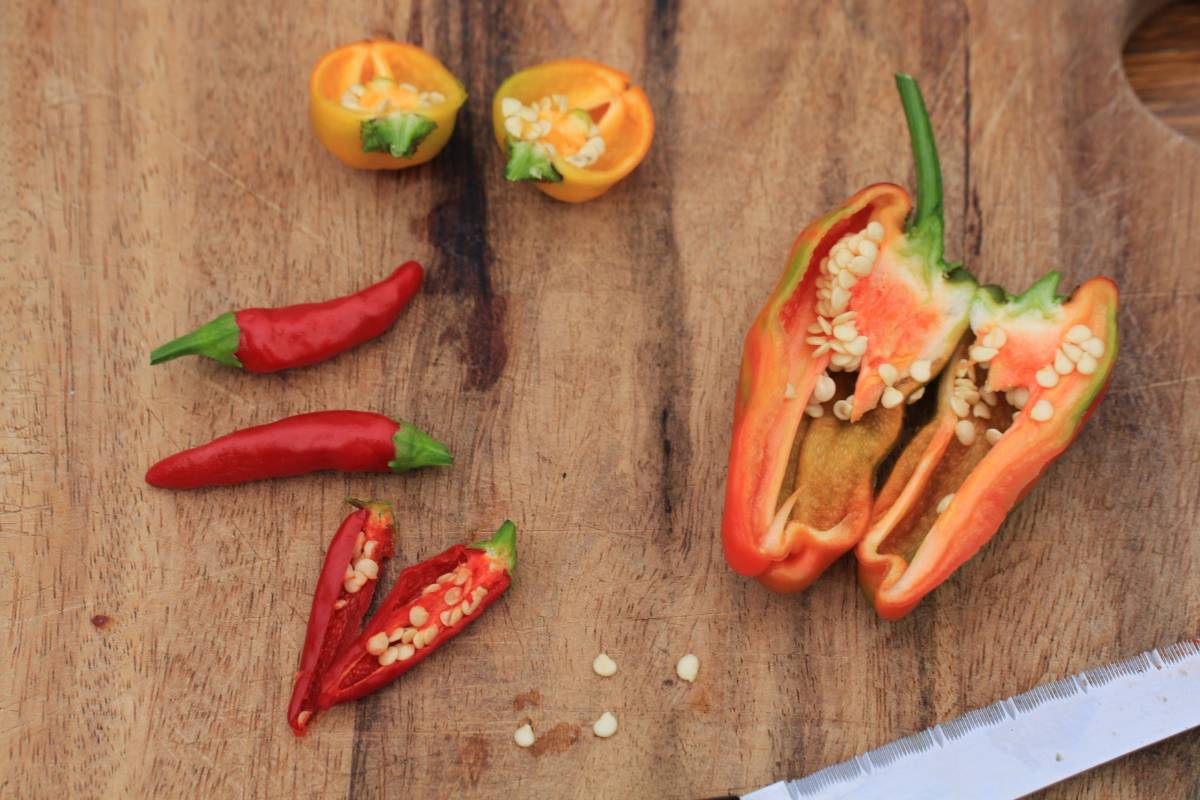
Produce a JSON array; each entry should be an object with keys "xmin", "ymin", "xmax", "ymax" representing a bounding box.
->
[{"xmin": 1122, "ymin": 0, "xmax": 1200, "ymax": 140}]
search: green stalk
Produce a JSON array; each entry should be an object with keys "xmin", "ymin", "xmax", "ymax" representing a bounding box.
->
[
  {"xmin": 894, "ymin": 73, "xmax": 945, "ymax": 262},
  {"xmin": 387, "ymin": 422, "xmax": 453, "ymax": 473},
  {"xmin": 472, "ymin": 520, "xmax": 517, "ymax": 571},
  {"xmin": 149, "ymin": 312, "xmax": 243, "ymax": 367}
]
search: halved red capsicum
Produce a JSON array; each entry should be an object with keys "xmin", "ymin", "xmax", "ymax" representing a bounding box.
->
[
  {"xmin": 311, "ymin": 521, "xmax": 515, "ymax": 720},
  {"xmin": 722, "ymin": 75, "xmax": 976, "ymax": 591},
  {"xmin": 857, "ymin": 274, "xmax": 1118, "ymax": 619},
  {"xmin": 289, "ymin": 499, "xmax": 395, "ymax": 735}
]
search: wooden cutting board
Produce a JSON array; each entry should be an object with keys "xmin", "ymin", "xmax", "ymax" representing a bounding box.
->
[{"xmin": 3, "ymin": 1, "xmax": 1197, "ymax": 797}]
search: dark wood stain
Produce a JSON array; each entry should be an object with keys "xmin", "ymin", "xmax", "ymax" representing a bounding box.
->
[
  {"xmin": 529, "ymin": 722, "xmax": 579, "ymax": 757},
  {"xmin": 90, "ymin": 614, "xmax": 111, "ymax": 629},
  {"xmin": 512, "ymin": 688, "xmax": 542, "ymax": 711},
  {"xmin": 457, "ymin": 733, "xmax": 490, "ymax": 786}
]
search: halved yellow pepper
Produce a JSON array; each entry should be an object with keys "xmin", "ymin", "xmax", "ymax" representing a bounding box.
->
[
  {"xmin": 491, "ymin": 59, "xmax": 654, "ymax": 203},
  {"xmin": 309, "ymin": 40, "xmax": 466, "ymax": 170}
]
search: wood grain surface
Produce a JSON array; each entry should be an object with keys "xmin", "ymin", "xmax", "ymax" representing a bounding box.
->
[{"xmin": 2, "ymin": 1, "xmax": 1198, "ymax": 798}]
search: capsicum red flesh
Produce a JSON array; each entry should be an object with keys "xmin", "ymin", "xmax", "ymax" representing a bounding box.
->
[
  {"xmin": 315, "ymin": 521, "xmax": 516, "ymax": 712},
  {"xmin": 289, "ymin": 500, "xmax": 395, "ymax": 735},
  {"xmin": 856, "ymin": 276, "xmax": 1118, "ymax": 618}
]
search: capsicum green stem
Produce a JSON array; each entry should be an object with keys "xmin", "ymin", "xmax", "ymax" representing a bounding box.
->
[{"xmin": 895, "ymin": 73, "xmax": 945, "ymax": 264}]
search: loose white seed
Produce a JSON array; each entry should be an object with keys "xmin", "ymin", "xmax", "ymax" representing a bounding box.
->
[
  {"xmin": 857, "ymin": 239, "xmax": 878, "ymax": 260},
  {"xmin": 413, "ymin": 631, "xmax": 426, "ymax": 649},
  {"xmin": 983, "ymin": 328, "xmax": 1007, "ymax": 349},
  {"xmin": 450, "ymin": 608, "xmax": 463, "ymax": 625},
  {"xmin": 461, "ymin": 601, "xmax": 473, "ymax": 615},
  {"xmin": 378, "ymin": 646, "xmax": 400, "ymax": 666},
  {"xmin": 973, "ymin": 403, "xmax": 991, "ymax": 419},
  {"xmin": 593, "ymin": 652, "xmax": 618, "ymax": 677},
  {"xmin": 950, "ymin": 396, "xmax": 971, "ymax": 418},
  {"xmin": 1030, "ymin": 399, "xmax": 1054, "ymax": 422},
  {"xmin": 514, "ymin": 723, "xmax": 536, "ymax": 748},
  {"xmin": 354, "ymin": 558, "xmax": 379, "ymax": 580},
  {"xmin": 830, "ymin": 352, "xmax": 854, "ymax": 368},
  {"xmin": 444, "ymin": 587, "xmax": 463, "ymax": 605},
  {"xmin": 836, "ymin": 270, "xmax": 857, "ymax": 290},
  {"xmin": 980, "ymin": 388, "xmax": 998, "ymax": 407},
  {"xmin": 367, "ymin": 632, "xmax": 390, "ymax": 656},
  {"xmin": 422, "ymin": 583, "xmax": 440, "ymax": 595},
  {"xmin": 388, "ymin": 627, "xmax": 407, "ymax": 643},
  {"xmin": 909, "ymin": 359, "xmax": 932, "ymax": 383},
  {"xmin": 409, "ymin": 605, "xmax": 429, "ymax": 626},
  {"xmin": 907, "ymin": 386, "xmax": 926, "ymax": 404},
  {"xmin": 833, "ymin": 399, "xmax": 852, "ymax": 421},
  {"xmin": 985, "ymin": 427, "xmax": 1003, "ymax": 444},
  {"xmin": 397, "ymin": 644, "xmax": 415, "ymax": 661},
  {"xmin": 1081, "ymin": 337, "xmax": 1105, "ymax": 358},
  {"xmin": 354, "ymin": 531, "xmax": 366, "ymax": 554},
  {"xmin": 1008, "ymin": 387, "xmax": 1030, "ymax": 409},
  {"xmin": 955, "ymin": 419, "xmax": 977, "ymax": 445},
  {"xmin": 1076, "ymin": 354, "xmax": 1098, "ymax": 375},
  {"xmin": 592, "ymin": 711, "xmax": 618, "ymax": 738},
  {"xmin": 517, "ymin": 107, "xmax": 537, "ymax": 122},
  {"xmin": 504, "ymin": 116, "xmax": 523, "ymax": 138},
  {"xmin": 297, "ymin": 710, "xmax": 312, "ymax": 727},
  {"xmin": 813, "ymin": 373, "xmax": 836, "ymax": 403},
  {"xmin": 401, "ymin": 628, "xmax": 418, "ymax": 644},
  {"xmin": 676, "ymin": 654, "xmax": 700, "ymax": 683},
  {"xmin": 881, "ymin": 387, "xmax": 904, "ymax": 409},
  {"xmin": 344, "ymin": 565, "xmax": 357, "ymax": 581},
  {"xmin": 1061, "ymin": 341, "xmax": 1083, "ymax": 362},
  {"xmin": 430, "ymin": 91, "xmax": 445, "ymax": 104},
  {"xmin": 805, "ymin": 404, "xmax": 824, "ymax": 418},
  {"xmin": 970, "ymin": 345, "xmax": 998, "ymax": 363},
  {"xmin": 422, "ymin": 624, "xmax": 439, "ymax": 642},
  {"xmin": 833, "ymin": 248, "xmax": 852, "ymax": 267},
  {"xmin": 1036, "ymin": 367, "xmax": 1059, "ymax": 388},
  {"xmin": 1065, "ymin": 324, "xmax": 1092, "ymax": 344},
  {"xmin": 866, "ymin": 221, "xmax": 885, "ymax": 242},
  {"xmin": 806, "ymin": 335, "xmax": 827, "ymax": 347},
  {"xmin": 363, "ymin": 540, "xmax": 378, "ymax": 559},
  {"xmin": 344, "ymin": 574, "xmax": 367, "ymax": 594},
  {"xmin": 437, "ymin": 573, "xmax": 456, "ymax": 584},
  {"xmin": 1054, "ymin": 350, "xmax": 1074, "ymax": 375},
  {"xmin": 333, "ymin": 599, "xmax": 348, "ymax": 610},
  {"xmin": 936, "ymin": 493, "xmax": 955, "ymax": 513},
  {"xmin": 878, "ymin": 363, "xmax": 899, "ymax": 386},
  {"xmin": 473, "ymin": 586, "xmax": 488, "ymax": 600},
  {"xmin": 830, "ymin": 286, "xmax": 851, "ymax": 312},
  {"xmin": 398, "ymin": 82, "xmax": 418, "ymax": 92},
  {"xmin": 440, "ymin": 610, "xmax": 451, "ymax": 626}
]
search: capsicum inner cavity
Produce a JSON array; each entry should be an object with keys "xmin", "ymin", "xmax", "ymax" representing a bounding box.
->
[{"xmin": 723, "ymin": 74, "xmax": 977, "ymax": 592}]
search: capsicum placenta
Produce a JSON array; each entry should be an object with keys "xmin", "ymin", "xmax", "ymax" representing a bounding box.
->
[
  {"xmin": 491, "ymin": 59, "xmax": 654, "ymax": 203},
  {"xmin": 722, "ymin": 74, "xmax": 976, "ymax": 592},
  {"xmin": 856, "ymin": 274, "xmax": 1118, "ymax": 619},
  {"xmin": 298, "ymin": 521, "xmax": 516, "ymax": 730},
  {"xmin": 145, "ymin": 411, "xmax": 451, "ymax": 489},
  {"xmin": 150, "ymin": 262, "xmax": 423, "ymax": 372},
  {"xmin": 289, "ymin": 499, "xmax": 395, "ymax": 735},
  {"xmin": 310, "ymin": 40, "xmax": 466, "ymax": 169}
]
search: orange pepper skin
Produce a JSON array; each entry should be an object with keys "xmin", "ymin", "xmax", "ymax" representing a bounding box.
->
[
  {"xmin": 309, "ymin": 40, "xmax": 466, "ymax": 170},
  {"xmin": 856, "ymin": 277, "xmax": 1119, "ymax": 620},
  {"xmin": 491, "ymin": 59, "xmax": 654, "ymax": 203},
  {"xmin": 722, "ymin": 185, "xmax": 913, "ymax": 583}
]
